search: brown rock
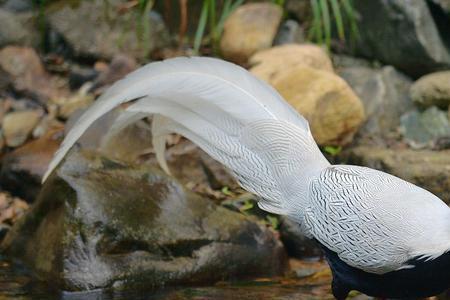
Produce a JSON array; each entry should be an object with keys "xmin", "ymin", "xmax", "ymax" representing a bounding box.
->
[
  {"xmin": 0, "ymin": 47, "xmax": 68, "ymax": 103},
  {"xmin": 2, "ymin": 110, "xmax": 43, "ymax": 147},
  {"xmin": 0, "ymin": 193, "xmax": 28, "ymax": 225},
  {"xmin": 220, "ymin": 3, "xmax": 282, "ymax": 64},
  {"xmin": 340, "ymin": 146, "xmax": 450, "ymax": 204},
  {"xmin": 271, "ymin": 66, "xmax": 365, "ymax": 146},
  {"xmin": 0, "ymin": 127, "xmax": 63, "ymax": 201},
  {"xmin": 249, "ymin": 44, "xmax": 333, "ymax": 82}
]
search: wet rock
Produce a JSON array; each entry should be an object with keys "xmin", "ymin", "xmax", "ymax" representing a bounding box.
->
[
  {"xmin": 46, "ymin": 0, "xmax": 171, "ymax": 61},
  {"xmin": 220, "ymin": 3, "xmax": 282, "ymax": 64},
  {"xmin": 279, "ymin": 216, "xmax": 322, "ymax": 259},
  {"xmin": 338, "ymin": 65, "xmax": 414, "ymax": 144},
  {"xmin": 340, "ymin": 146, "xmax": 450, "ymax": 204},
  {"xmin": 1, "ymin": 150, "xmax": 287, "ymax": 291},
  {"xmin": 0, "ymin": 47, "xmax": 67, "ymax": 103},
  {"xmin": 273, "ymin": 20, "xmax": 305, "ymax": 46},
  {"xmin": 400, "ymin": 106, "xmax": 450, "ymax": 148},
  {"xmin": 271, "ymin": 65, "xmax": 365, "ymax": 146},
  {"xmin": 249, "ymin": 44, "xmax": 333, "ymax": 82},
  {"xmin": 0, "ymin": 9, "xmax": 39, "ymax": 48},
  {"xmin": 410, "ymin": 71, "xmax": 450, "ymax": 109},
  {"xmin": 351, "ymin": 1, "xmax": 450, "ymax": 77},
  {"xmin": 2, "ymin": 110, "xmax": 43, "ymax": 147},
  {"xmin": 0, "ymin": 127, "xmax": 63, "ymax": 201}
]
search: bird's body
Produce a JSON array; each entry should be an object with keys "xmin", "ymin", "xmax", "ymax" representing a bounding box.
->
[{"xmin": 43, "ymin": 57, "xmax": 450, "ymax": 299}]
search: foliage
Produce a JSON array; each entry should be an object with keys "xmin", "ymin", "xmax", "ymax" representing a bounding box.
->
[
  {"xmin": 194, "ymin": 0, "xmax": 244, "ymax": 55},
  {"xmin": 323, "ymin": 145, "xmax": 342, "ymax": 156},
  {"xmin": 308, "ymin": 0, "xmax": 359, "ymax": 49}
]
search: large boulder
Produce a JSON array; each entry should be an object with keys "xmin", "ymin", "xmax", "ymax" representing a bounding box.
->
[
  {"xmin": 1, "ymin": 150, "xmax": 286, "ymax": 291},
  {"xmin": 338, "ymin": 65, "xmax": 414, "ymax": 144},
  {"xmin": 46, "ymin": 0, "xmax": 171, "ymax": 61},
  {"xmin": 249, "ymin": 44, "xmax": 333, "ymax": 82},
  {"xmin": 270, "ymin": 65, "xmax": 365, "ymax": 146},
  {"xmin": 351, "ymin": 0, "xmax": 450, "ymax": 77},
  {"xmin": 410, "ymin": 71, "xmax": 450, "ymax": 109},
  {"xmin": 220, "ymin": 3, "xmax": 282, "ymax": 64},
  {"xmin": 340, "ymin": 146, "xmax": 450, "ymax": 204}
]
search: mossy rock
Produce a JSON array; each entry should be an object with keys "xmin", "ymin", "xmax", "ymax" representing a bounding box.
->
[{"xmin": 1, "ymin": 150, "xmax": 286, "ymax": 291}]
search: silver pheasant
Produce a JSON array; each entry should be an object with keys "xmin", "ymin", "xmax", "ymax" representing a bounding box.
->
[{"xmin": 43, "ymin": 57, "xmax": 450, "ymax": 299}]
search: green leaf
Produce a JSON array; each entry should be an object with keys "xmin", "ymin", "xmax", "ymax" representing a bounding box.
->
[
  {"xmin": 324, "ymin": 145, "xmax": 342, "ymax": 156},
  {"xmin": 266, "ymin": 215, "xmax": 279, "ymax": 229},
  {"xmin": 216, "ymin": 0, "xmax": 244, "ymax": 38},
  {"xmin": 310, "ymin": 0, "xmax": 323, "ymax": 45},
  {"xmin": 193, "ymin": 0, "xmax": 210, "ymax": 54},
  {"xmin": 330, "ymin": 0, "xmax": 345, "ymax": 40},
  {"xmin": 221, "ymin": 186, "xmax": 233, "ymax": 196},
  {"xmin": 342, "ymin": 0, "xmax": 359, "ymax": 42},
  {"xmin": 319, "ymin": 0, "xmax": 331, "ymax": 49},
  {"xmin": 239, "ymin": 200, "xmax": 254, "ymax": 211}
]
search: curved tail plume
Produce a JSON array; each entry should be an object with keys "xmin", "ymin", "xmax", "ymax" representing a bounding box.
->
[{"xmin": 43, "ymin": 57, "xmax": 329, "ymax": 220}]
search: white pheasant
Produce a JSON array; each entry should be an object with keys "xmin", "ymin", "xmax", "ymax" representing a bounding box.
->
[{"xmin": 43, "ymin": 57, "xmax": 450, "ymax": 299}]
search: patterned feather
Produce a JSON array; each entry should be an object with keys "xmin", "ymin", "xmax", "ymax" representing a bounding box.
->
[{"xmin": 43, "ymin": 56, "xmax": 450, "ymax": 276}]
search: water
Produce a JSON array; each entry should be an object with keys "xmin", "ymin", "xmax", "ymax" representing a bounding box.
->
[{"xmin": 0, "ymin": 256, "xmax": 340, "ymax": 300}]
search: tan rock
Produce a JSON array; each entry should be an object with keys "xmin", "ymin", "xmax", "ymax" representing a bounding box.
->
[
  {"xmin": 53, "ymin": 92, "xmax": 94, "ymax": 119},
  {"xmin": 220, "ymin": 3, "xmax": 282, "ymax": 64},
  {"xmin": 410, "ymin": 71, "xmax": 450, "ymax": 109},
  {"xmin": 2, "ymin": 110, "xmax": 43, "ymax": 147},
  {"xmin": 249, "ymin": 44, "xmax": 333, "ymax": 82},
  {"xmin": 271, "ymin": 66, "xmax": 365, "ymax": 145}
]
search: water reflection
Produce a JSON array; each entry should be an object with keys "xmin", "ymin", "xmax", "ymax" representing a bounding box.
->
[{"xmin": 0, "ymin": 255, "xmax": 338, "ymax": 300}]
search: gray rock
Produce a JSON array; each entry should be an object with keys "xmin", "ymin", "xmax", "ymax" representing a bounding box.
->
[
  {"xmin": 279, "ymin": 216, "xmax": 322, "ymax": 259},
  {"xmin": 410, "ymin": 71, "xmax": 450, "ymax": 109},
  {"xmin": 339, "ymin": 146, "xmax": 450, "ymax": 204},
  {"xmin": 1, "ymin": 150, "xmax": 286, "ymax": 291},
  {"xmin": 351, "ymin": 0, "xmax": 450, "ymax": 77},
  {"xmin": 0, "ymin": 9, "xmax": 39, "ymax": 48},
  {"xmin": 400, "ymin": 106, "xmax": 450, "ymax": 148},
  {"xmin": 273, "ymin": 20, "xmax": 305, "ymax": 45},
  {"xmin": 46, "ymin": 0, "xmax": 171, "ymax": 61},
  {"xmin": 2, "ymin": 0, "xmax": 33, "ymax": 12},
  {"xmin": 338, "ymin": 65, "xmax": 414, "ymax": 144}
]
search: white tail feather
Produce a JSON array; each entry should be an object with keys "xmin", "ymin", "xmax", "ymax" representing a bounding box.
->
[{"xmin": 43, "ymin": 57, "xmax": 329, "ymax": 219}]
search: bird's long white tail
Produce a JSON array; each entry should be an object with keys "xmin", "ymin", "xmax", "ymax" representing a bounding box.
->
[{"xmin": 43, "ymin": 57, "xmax": 330, "ymax": 220}]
